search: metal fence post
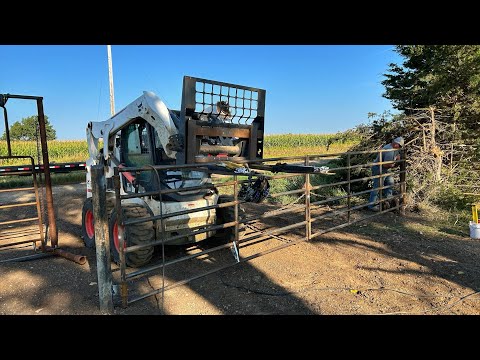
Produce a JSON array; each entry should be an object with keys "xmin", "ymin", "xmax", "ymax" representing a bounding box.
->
[
  {"xmin": 1, "ymin": 105, "xmax": 12, "ymax": 156},
  {"xmin": 347, "ymin": 153, "xmax": 351, "ymax": 223},
  {"xmin": 379, "ymin": 151, "xmax": 383, "ymax": 211},
  {"xmin": 37, "ymin": 98, "xmax": 58, "ymax": 247},
  {"xmin": 91, "ymin": 164, "xmax": 113, "ymax": 314},
  {"xmin": 400, "ymin": 148, "xmax": 406, "ymax": 216},
  {"xmin": 113, "ymin": 169, "xmax": 128, "ymax": 308},
  {"xmin": 305, "ymin": 155, "xmax": 311, "ymax": 241},
  {"xmin": 233, "ymin": 174, "xmax": 240, "ymax": 261}
]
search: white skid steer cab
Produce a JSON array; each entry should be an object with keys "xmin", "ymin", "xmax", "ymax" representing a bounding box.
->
[{"xmin": 81, "ymin": 76, "xmax": 267, "ymax": 267}]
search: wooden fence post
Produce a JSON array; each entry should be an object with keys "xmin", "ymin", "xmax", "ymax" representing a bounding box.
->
[{"xmin": 91, "ymin": 164, "xmax": 113, "ymax": 314}]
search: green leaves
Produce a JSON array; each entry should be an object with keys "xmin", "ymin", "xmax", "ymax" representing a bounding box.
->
[
  {"xmin": 382, "ymin": 45, "xmax": 480, "ymax": 130},
  {"xmin": 1, "ymin": 115, "xmax": 56, "ymax": 141}
]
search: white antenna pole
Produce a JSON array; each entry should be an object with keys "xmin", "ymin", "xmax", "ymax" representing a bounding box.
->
[{"xmin": 107, "ymin": 45, "xmax": 115, "ymax": 116}]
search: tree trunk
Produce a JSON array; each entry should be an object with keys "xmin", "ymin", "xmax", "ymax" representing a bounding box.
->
[{"xmin": 429, "ymin": 107, "xmax": 442, "ymax": 182}]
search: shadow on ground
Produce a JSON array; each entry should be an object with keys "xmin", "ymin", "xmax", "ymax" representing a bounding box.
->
[{"xmin": 1, "ymin": 183, "xmax": 479, "ymax": 315}]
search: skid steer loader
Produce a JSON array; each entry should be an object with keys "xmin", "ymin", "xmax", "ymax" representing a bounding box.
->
[{"xmin": 81, "ymin": 76, "xmax": 266, "ymax": 266}]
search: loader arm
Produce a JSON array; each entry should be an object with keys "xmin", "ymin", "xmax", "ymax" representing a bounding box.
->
[{"xmin": 86, "ymin": 91, "xmax": 178, "ymax": 166}]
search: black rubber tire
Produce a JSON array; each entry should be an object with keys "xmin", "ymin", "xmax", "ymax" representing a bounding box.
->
[
  {"xmin": 213, "ymin": 195, "xmax": 246, "ymax": 243},
  {"xmin": 109, "ymin": 205, "xmax": 154, "ymax": 267},
  {"xmin": 81, "ymin": 198, "xmax": 95, "ymax": 248}
]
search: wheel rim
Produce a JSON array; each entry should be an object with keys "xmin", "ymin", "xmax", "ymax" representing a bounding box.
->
[
  {"xmin": 113, "ymin": 221, "xmax": 126, "ymax": 253},
  {"xmin": 85, "ymin": 210, "xmax": 95, "ymax": 239}
]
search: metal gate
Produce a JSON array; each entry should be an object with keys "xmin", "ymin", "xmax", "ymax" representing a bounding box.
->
[
  {"xmin": 0, "ymin": 93, "xmax": 85, "ymax": 264},
  {"xmin": 0, "ymin": 155, "xmax": 45, "ymax": 257},
  {"xmin": 92, "ymin": 148, "xmax": 406, "ymax": 313}
]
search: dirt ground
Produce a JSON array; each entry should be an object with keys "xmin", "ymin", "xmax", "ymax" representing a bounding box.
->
[{"xmin": 1, "ymin": 183, "xmax": 479, "ymax": 315}]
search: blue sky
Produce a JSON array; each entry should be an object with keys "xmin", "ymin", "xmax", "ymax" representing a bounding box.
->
[{"xmin": 0, "ymin": 45, "xmax": 401, "ymax": 140}]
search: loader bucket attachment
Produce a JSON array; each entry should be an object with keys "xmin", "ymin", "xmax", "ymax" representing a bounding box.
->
[{"xmin": 176, "ymin": 76, "xmax": 266, "ymax": 164}]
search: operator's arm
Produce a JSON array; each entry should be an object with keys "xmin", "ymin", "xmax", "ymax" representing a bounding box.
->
[{"xmin": 382, "ymin": 154, "xmax": 400, "ymax": 169}]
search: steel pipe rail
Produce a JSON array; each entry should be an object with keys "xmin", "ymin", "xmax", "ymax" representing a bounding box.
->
[{"xmin": 91, "ymin": 149, "xmax": 407, "ymax": 310}]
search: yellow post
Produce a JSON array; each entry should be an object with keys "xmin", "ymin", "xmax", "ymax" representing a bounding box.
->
[{"xmin": 472, "ymin": 204, "xmax": 479, "ymax": 223}]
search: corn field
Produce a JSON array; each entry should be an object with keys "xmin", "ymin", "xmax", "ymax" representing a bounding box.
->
[
  {"xmin": 0, "ymin": 133, "xmax": 361, "ymax": 166},
  {"xmin": 264, "ymin": 133, "xmax": 360, "ymax": 148},
  {"xmin": 0, "ymin": 140, "xmax": 89, "ymax": 165}
]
